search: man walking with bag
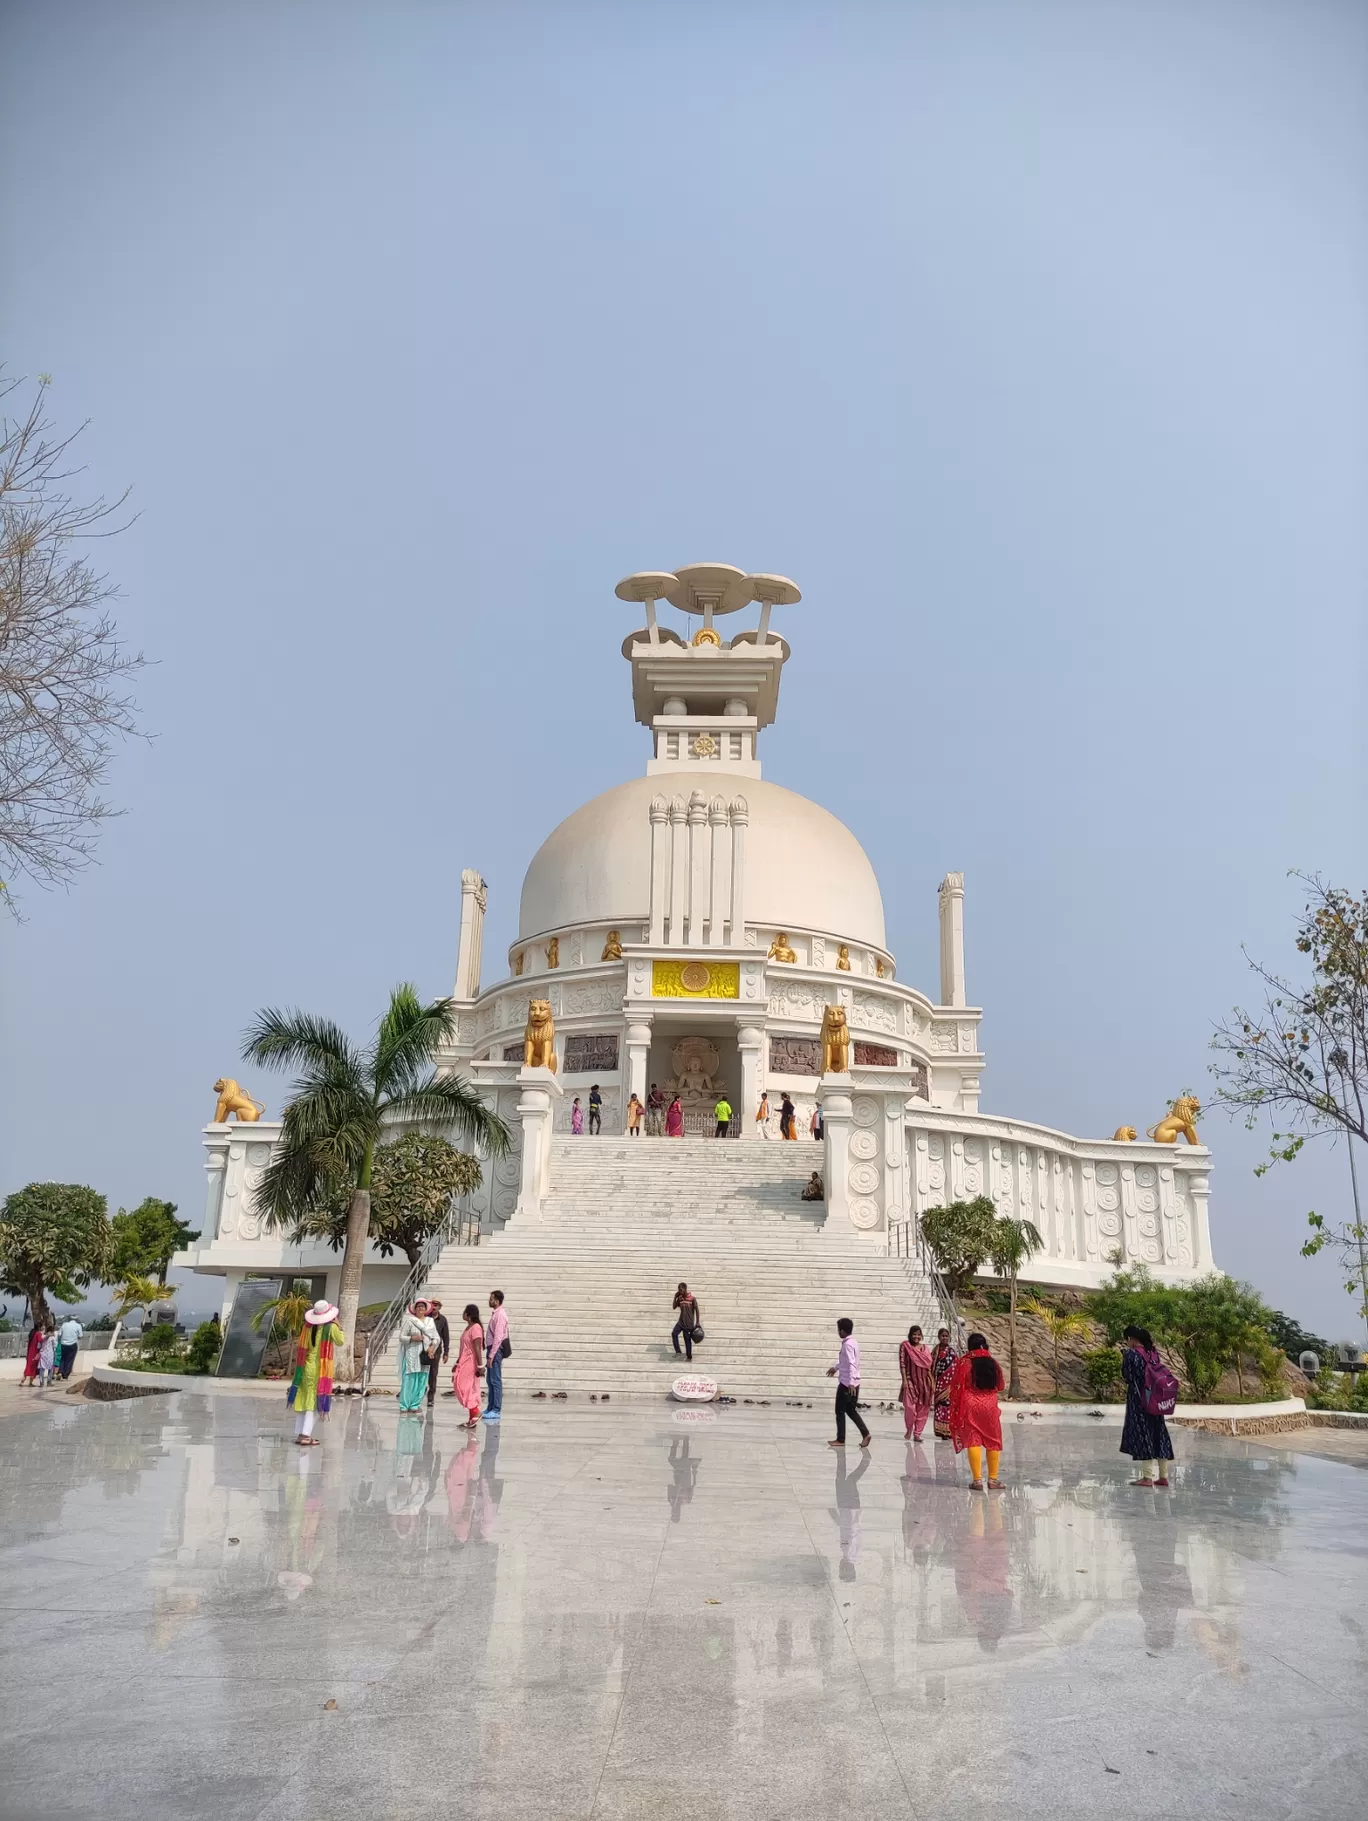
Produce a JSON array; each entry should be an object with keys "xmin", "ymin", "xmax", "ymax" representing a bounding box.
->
[
  {"xmin": 671, "ymin": 1282, "xmax": 701, "ymax": 1363},
  {"xmin": 484, "ymin": 1290, "xmax": 509, "ymax": 1425}
]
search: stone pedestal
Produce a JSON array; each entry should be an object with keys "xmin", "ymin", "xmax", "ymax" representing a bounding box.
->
[
  {"xmin": 515, "ymin": 1066, "xmax": 565, "ymax": 1218},
  {"xmin": 817, "ymin": 1074, "xmax": 855, "ymax": 1229},
  {"xmin": 736, "ymin": 1020, "xmax": 764, "ymax": 1137}
]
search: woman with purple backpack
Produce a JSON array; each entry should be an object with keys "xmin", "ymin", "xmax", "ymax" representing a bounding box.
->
[{"xmin": 1120, "ymin": 1325, "xmax": 1176, "ymax": 1488}]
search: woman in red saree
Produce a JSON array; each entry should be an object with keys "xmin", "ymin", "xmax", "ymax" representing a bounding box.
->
[
  {"xmin": 21, "ymin": 1322, "xmax": 44, "ymax": 1387},
  {"xmin": 665, "ymin": 1096, "xmax": 684, "ymax": 1137},
  {"xmin": 898, "ymin": 1325, "xmax": 934, "ymax": 1441},
  {"xmin": 948, "ymin": 1331, "xmax": 1005, "ymax": 1490}
]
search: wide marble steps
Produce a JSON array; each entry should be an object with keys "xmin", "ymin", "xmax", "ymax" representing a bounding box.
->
[{"xmin": 371, "ymin": 1137, "xmax": 943, "ymax": 1399}]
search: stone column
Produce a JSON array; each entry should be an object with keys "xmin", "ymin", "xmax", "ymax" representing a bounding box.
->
[
  {"xmin": 736, "ymin": 1021, "xmax": 765, "ymax": 1137},
  {"xmin": 625, "ymin": 1020, "xmax": 653, "ymax": 1117},
  {"xmin": 938, "ymin": 872, "xmax": 966, "ymax": 1008},
  {"xmin": 669, "ymin": 797, "xmax": 688, "ymax": 945},
  {"xmin": 728, "ymin": 796, "xmax": 748, "ymax": 945},
  {"xmin": 515, "ymin": 1066, "xmax": 564, "ymax": 1219},
  {"xmin": 817, "ymin": 1075, "xmax": 855, "ymax": 1230},
  {"xmin": 453, "ymin": 870, "xmax": 488, "ymax": 1000},
  {"xmin": 687, "ymin": 790, "xmax": 709, "ymax": 945},
  {"xmin": 203, "ymin": 1136, "xmax": 229, "ymax": 1240},
  {"xmin": 708, "ymin": 797, "xmax": 729, "ymax": 946},
  {"xmin": 648, "ymin": 797, "xmax": 669, "ymax": 945},
  {"xmin": 1181, "ymin": 1161, "xmax": 1215, "ymax": 1271}
]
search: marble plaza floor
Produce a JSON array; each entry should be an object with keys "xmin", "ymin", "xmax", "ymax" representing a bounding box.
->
[{"xmin": 1, "ymin": 1391, "xmax": 1365, "ymax": 1821}]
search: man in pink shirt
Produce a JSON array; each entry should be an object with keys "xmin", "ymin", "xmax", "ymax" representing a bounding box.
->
[
  {"xmin": 826, "ymin": 1317, "xmax": 871, "ymax": 1448},
  {"xmin": 484, "ymin": 1290, "xmax": 509, "ymax": 1425}
]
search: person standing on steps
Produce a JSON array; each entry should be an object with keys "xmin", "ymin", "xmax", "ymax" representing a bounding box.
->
[
  {"xmin": 827, "ymin": 1317, "xmax": 871, "ymax": 1448},
  {"xmin": 588, "ymin": 1083, "xmax": 603, "ymax": 1135},
  {"xmin": 714, "ymin": 1093, "xmax": 732, "ymax": 1138},
  {"xmin": 571, "ymin": 1096, "xmax": 583, "ymax": 1135},
  {"xmin": 809, "ymin": 1104, "xmax": 824, "ymax": 1142},
  {"xmin": 666, "ymin": 1094, "xmax": 684, "ymax": 1137},
  {"xmin": 671, "ymin": 1283, "xmax": 700, "ymax": 1362},
  {"xmin": 426, "ymin": 1299, "xmax": 450, "ymax": 1408},
  {"xmin": 755, "ymin": 1090, "xmax": 771, "ymax": 1138},
  {"xmin": 484, "ymin": 1290, "xmax": 509, "ymax": 1424},
  {"xmin": 779, "ymin": 1093, "xmax": 797, "ymax": 1140},
  {"xmin": 647, "ymin": 1082, "xmax": 665, "ymax": 1136},
  {"xmin": 626, "ymin": 1093, "xmax": 644, "ymax": 1135}
]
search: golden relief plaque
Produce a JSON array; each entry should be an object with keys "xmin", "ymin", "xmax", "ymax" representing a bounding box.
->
[{"xmin": 651, "ymin": 959, "xmax": 740, "ymax": 999}]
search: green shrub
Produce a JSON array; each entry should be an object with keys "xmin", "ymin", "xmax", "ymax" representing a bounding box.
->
[
  {"xmin": 139, "ymin": 1321, "xmax": 181, "ymax": 1363},
  {"xmin": 1308, "ymin": 1364, "xmax": 1351, "ymax": 1410},
  {"xmin": 1083, "ymin": 1346, "xmax": 1124, "ymax": 1400},
  {"xmin": 1256, "ymin": 1342, "xmax": 1288, "ymax": 1400},
  {"xmin": 185, "ymin": 1321, "xmax": 221, "ymax": 1374}
]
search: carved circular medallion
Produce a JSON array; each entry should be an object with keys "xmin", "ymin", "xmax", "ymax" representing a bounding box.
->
[
  {"xmin": 1097, "ymin": 1188, "xmax": 1120, "ymax": 1212},
  {"xmin": 680, "ymin": 962, "xmax": 712, "ymax": 993},
  {"xmin": 850, "ymin": 1162, "xmax": 880, "ymax": 1196},
  {"xmin": 1095, "ymin": 1163, "xmax": 1118, "ymax": 1187},
  {"xmin": 849, "ymin": 1199, "xmax": 880, "ymax": 1229},
  {"xmin": 850, "ymin": 1130, "xmax": 878, "ymax": 1161},
  {"xmin": 852, "ymin": 1097, "xmax": 879, "ymax": 1128}
]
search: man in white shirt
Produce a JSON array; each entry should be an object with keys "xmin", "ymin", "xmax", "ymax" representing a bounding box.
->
[
  {"xmin": 484, "ymin": 1291, "xmax": 509, "ymax": 1425},
  {"xmin": 825, "ymin": 1317, "xmax": 870, "ymax": 1448},
  {"xmin": 57, "ymin": 1316, "xmax": 84, "ymax": 1380}
]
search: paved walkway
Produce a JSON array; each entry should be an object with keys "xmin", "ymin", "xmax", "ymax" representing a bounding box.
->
[{"xmin": 1, "ymin": 1391, "xmax": 1364, "ymax": 1819}]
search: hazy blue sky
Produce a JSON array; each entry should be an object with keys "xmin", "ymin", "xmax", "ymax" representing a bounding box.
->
[{"xmin": 2, "ymin": 1, "xmax": 1364, "ymax": 1335}]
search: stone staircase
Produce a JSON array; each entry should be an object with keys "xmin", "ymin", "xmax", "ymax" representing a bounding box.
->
[{"xmin": 371, "ymin": 1137, "xmax": 945, "ymax": 1401}]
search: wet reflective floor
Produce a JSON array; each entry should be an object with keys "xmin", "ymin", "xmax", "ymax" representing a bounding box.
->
[{"xmin": 1, "ymin": 1393, "xmax": 1364, "ymax": 1820}]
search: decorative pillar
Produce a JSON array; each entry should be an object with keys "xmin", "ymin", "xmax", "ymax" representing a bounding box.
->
[
  {"xmin": 453, "ymin": 870, "xmax": 488, "ymax": 999},
  {"xmin": 708, "ymin": 797, "xmax": 729, "ymax": 947},
  {"xmin": 648, "ymin": 798, "xmax": 669, "ymax": 945},
  {"xmin": 669, "ymin": 796, "xmax": 688, "ymax": 945},
  {"xmin": 687, "ymin": 790, "xmax": 709, "ymax": 946},
  {"xmin": 203, "ymin": 1137, "xmax": 229, "ymax": 1240},
  {"xmin": 728, "ymin": 795, "xmax": 748, "ymax": 945},
  {"xmin": 817, "ymin": 1074, "xmax": 855, "ymax": 1231},
  {"xmin": 736, "ymin": 1021, "xmax": 765, "ymax": 1137},
  {"xmin": 515, "ymin": 1066, "xmax": 564, "ymax": 1219},
  {"xmin": 938, "ymin": 871, "xmax": 966, "ymax": 1008},
  {"xmin": 625, "ymin": 1020, "xmax": 653, "ymax": 1116},
  {"xmin": 1184, "ymin": 1163, "xmax": 1214, "ymax": 1271}
]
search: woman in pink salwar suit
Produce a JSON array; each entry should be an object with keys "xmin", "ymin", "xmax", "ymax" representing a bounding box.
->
[
  {"xmin": 899, "ymin": 1325, "xmax": 934, "ymax": 1441},
  {"xmin": 452, "ymin": 1303, "xmax": 485, "ymax": 1429}
]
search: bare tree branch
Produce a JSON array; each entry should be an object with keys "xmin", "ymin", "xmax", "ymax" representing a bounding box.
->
[
  {"xmin": 1210, "ymin": 874, "xmax": 1368, "ymax": 1164},
  {"xmin": 0, "ymin": 370, "xmax": 146, "ymax": 905}
]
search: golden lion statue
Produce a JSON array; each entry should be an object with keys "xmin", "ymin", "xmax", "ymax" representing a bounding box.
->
[
  {"xmin": 213, "ymin": 1078, "xmax": 264, "ymax": 1123},
  {"xmin": 523, "ymin": 999, "xmax": 557, "ymax": 1072},
  {"xmin": 820, "ymin": 1004, "xmax": 850, "ymax": 1074},
  {"xmin": 1147, "ymin": 1096, "xmax": 1201, "ymax": 1145},
  {"xmin": 1112, "ymin": 1126, "xmax": 1137, "ymax": 1142}
]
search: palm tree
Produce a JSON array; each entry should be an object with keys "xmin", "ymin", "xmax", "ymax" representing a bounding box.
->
[
  {"xmin": 988, "ymin": 1216, "xmax": 1044, "ymax": 1400},
  {"xmin": 1023, "ymin": 1297, "xmax": 1092, "ymax": 1398},
  {"xmin": 243, "ymin": 983, "xmax": 512, "ymax": 1380}
]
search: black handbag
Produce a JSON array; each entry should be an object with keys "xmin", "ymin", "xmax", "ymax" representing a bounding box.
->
[
  {"xmin": 692, "ymin": 1325, "xmax": 704, "ymax": 1343},
  {"xmin": 499, "ymin": 1336, "xmax": 512, "ymax": 1360}
]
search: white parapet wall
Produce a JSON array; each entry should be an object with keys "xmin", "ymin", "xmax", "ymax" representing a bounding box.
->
[{"xmin": 817, "ymin": 1077, "xmax": 1215, "ymax": 1288}]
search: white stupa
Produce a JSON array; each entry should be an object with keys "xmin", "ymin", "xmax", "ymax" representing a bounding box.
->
[{"xmin": 180, "ymin": 564, "xmax": 1216, "ymax": 1362}]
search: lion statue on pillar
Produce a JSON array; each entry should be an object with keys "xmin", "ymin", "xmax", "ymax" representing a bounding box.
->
[
  {"xmin": 523, "ymin": 999, "xmax": 558, "ymax": 1072},
  {"xmin": 213, "ymin": 1078, "xmax": 265, "ymax": 1123},
  {"xmin": 820, "ymin": 1004, "xmax": 850, "ymax": 1075},
  {"xmin": 1147, "ymin": 1096, "xmax": 1201, "ymax": 1145}
]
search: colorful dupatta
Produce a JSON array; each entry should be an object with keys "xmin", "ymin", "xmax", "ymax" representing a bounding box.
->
[
  {"xmin": 287, "ymin": 1321, "xmax": 343, "ymax": 1414},
  {"xmin": 931, "ymin": 1340, "xmax": 957, "ymax": 1439}
]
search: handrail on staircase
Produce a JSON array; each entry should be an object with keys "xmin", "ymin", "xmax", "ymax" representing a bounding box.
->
[
  {"xmin": 889, "ymin": 1214, "xmax": 966, "ymax": 1350},
  {"xmin": 359, "ymin": 1197, "xmax": 481, "ymax": 1393}
]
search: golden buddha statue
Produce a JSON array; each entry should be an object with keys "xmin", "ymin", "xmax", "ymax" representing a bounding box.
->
[
  {"xmin": 602, "ymin": 930, "xmax": 623, "ymax": 960},
  {"xmin": 513, "ymin": 950, "xmax": 524, "ymax": 977},
  {"xmin": 767, "ymin": 932, "xmax": 797, "ymax": 964},
  {"xmin": 546, "ymin": 937, "xmax": 560, "ymax": 970},
  {"xmin": 836, "ymin": 944, "xmax": 851, "ymax": 971}
]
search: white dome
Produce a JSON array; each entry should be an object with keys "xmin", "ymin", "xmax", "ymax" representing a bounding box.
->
[{"xmin": 518, "ymin": 772, "xmax": 887, "ymax": 950}]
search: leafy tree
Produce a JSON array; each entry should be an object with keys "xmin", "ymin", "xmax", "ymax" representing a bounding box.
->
[
  {"xmin": 0, "ymin": 1181, "xmax": 110, "ymax": 1325},
  {"xmin": 111, "ymin": 1273, "xmax": 174, "ymax": 1331},
  {"xmin": 1087, "ymin": 1265, "xmax": 1274, "ymax": 1400},
  {"xmin": 108, "ymin": 1198, "xmax": 199, "ymax": 1285},
  {"xmin": 989, "ymin": 1217, "xmax": 1044, "ymax": 1398},
  {"xmin": 291, "ymin": 1133, "xmax": 482, "ymax": 1267},
  {"xmin": 1024, "ymin": 1297, "xmax": 1092, "ymax": 1397},
  {"xmin": 243, "ymin": 983, "xmax": 512, "ymax": 1379},
  {"xmin": 920, "ymin": 1197, "xmax": 999, "ymax": 1299},
  {"xmin": 138, "ymin": 1321, "xmax": 181, "ymax": 1364},
  {"xmin": 1261, "ymin": 1307, "xmax": 1330, "ymax": 1367}
]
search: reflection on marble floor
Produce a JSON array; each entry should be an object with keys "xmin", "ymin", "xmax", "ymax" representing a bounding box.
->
[{"xmin": 1, "ymin": 1394, "xmax": 1365, "ymax": 1820}]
